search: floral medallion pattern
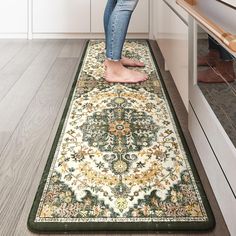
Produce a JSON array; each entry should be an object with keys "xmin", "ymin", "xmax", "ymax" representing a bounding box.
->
[{"xmin": 35, "ymin": 40, "xmax": 209, "ymax": 223}]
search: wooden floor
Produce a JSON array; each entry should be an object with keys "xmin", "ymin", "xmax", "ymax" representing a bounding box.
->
[{"xmin": 0, "ymin": 39, "xmax": 230, "ymax": 236}]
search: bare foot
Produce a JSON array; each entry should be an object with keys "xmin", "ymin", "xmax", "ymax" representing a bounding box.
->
[
  {"xmin": 120, "ymin": 57, "xmax": 145, "ymax": 67},
  {"xmin": 104, "ymin": 60, "xmax": 148, "ymax": 83}
]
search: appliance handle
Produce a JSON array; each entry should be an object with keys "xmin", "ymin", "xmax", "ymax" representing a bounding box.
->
[{"xmin": 176, "ymin": 0, "xmax": 236, "ymax": 52}]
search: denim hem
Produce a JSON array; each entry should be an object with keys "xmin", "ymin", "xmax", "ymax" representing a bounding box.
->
[{"xmin": 105, "ymin": 57, "xmax": 121, "ymax": 62}]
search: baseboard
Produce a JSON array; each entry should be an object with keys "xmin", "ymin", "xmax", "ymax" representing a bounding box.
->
[
  {"xmin": 0, "ymin": 33, "xmax": 28, "ymax": 38},
  {"xmin": 0, "ymin": 33, "xmax": 149, "ymax": 39}
]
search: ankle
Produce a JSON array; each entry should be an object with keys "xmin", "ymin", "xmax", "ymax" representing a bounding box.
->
[
  {"xmin": 104, "ymin": 59, "xmax": 124, "ymax": 71},
  {"xmin": 104, "ymin": 59, "xmax": 121, "ymax": 65}
]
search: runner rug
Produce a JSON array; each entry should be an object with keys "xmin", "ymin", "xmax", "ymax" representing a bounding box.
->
[{"xmin": 28, "ymin": 40, "xmax": 215, "ymax": 233}]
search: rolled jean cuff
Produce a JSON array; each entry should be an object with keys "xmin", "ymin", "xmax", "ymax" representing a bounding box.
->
[{"xmin": 105, "ymin": 57, "xmax": 121, "ymax": 62}]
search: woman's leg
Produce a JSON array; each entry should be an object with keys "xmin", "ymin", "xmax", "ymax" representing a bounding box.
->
[
  {"xmin": 209, "ymin": 35, "xmax": 234, "ymax": 61},
  {"xmin": 104, "ymin": 0, "xmax": 147, "ymax": 83},
  {"xmin": 198, "ymin": 35, "xmax": 220, "ymax": 66},
  {"xmin": 106, "ymin": 0, "xmax": 138, "ymax": 61},
  {"xmin": 104, "ymin": 0, "xmax": 117, "ymax": 50},
  {"xmin": 198, "ymin": 36, "xmax": 235, "ymax": 83},
  {"xmin": 104, "ymin": 0, "xmax": 144, "ymax": 67}
]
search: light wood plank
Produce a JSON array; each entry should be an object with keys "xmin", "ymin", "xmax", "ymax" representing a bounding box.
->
[
  {"xmin": 13, "ymin": 40, "xmax": 86, "ymax": 236},
  {"xmin": 0, "ymin": 57, "xmax": 79, "ymax": 236},
  {"xmin": 0, "ymin": 40, "xmax": 66, "ymax": 155},
  {"xmin": 0, "ymin": 40, "xmax": 9, "ymax": 51},
  {"xmin": 0, "ymin": 40, "xmax": 47, "ymax": 102},
  {"xmin": 0, "ymin": 40, "xmax": 27, "ymax": 70},
  {"xmin": 59, "ymin": 39, "xmax": 87, "ymax": 58}
]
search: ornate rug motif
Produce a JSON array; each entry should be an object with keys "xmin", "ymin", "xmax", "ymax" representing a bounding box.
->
[{"xmin": 28, "ymin": 40, "xmax": 215, "ymax": 232}]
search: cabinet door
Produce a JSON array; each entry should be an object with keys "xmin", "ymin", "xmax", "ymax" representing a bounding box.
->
[
  {"xmin": 0, "ymin": 0, "xmax": 27, "ymax": 33},
  {"xmin": 154, "ymin": 0, "xmax": 189, "ymax": 110},
  {"xmin": 163, "ymin": 0, "xmax": 188, "ymax": 22},
  {"xmin": 33, "ymin": 0, "xmax": 90, "ymax": 33},
  {"xmin": 91, "ymin": 0, "xmax": 149, "ymax": 33}
]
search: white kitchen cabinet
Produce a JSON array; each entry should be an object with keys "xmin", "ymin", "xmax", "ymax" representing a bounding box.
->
[
  {"xmin": 0, "ymin": 0, "xmax": 149, "ymax": 37},
  {"xmin": 186, "ymin": 1, "xmax": 236, "ymax": 231},
  {"xmin": 153, "ymin": 0, "xmax": 189, "ymax": 110},
  {"xmin": 0, "ymin": 0, "xmax": 28, "ymax": 33},
  {"xmin": 33, "ymin": 0, "xmax": 90, "ymax": 33},
  {"xmin": 163, "ymin": 0, "xmax": 188, "ymax": 22},
  {"xmin": 91, "ymin": 0, "xmax": 149, "ymax": 33}
]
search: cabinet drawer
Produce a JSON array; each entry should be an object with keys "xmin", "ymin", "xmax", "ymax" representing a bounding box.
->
[
  {"xmin": 189, "ymin": 104, "xmax": 236, "ymax": 235},
  {"xmin": 190, "ymin": 78, "xmax": 236, "ymax": 196},
  {"xmin": 0, "ymin": 0, "xmax": 27, "ymax": 33},
  {"xmin": 155, "ymin": 0, "xmax": 189, "ymax": 110},
  {"xmin": 33, "ymin": 0, "xmax": 90, "ymax": 33}
]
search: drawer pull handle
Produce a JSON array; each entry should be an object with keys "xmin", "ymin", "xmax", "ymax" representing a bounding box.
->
[{"xmin": 177, "ymin": 0, "xmax": 236, "ymax": 52}]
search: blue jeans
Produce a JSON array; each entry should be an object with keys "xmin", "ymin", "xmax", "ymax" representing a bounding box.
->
[{"xmin": 104, "ymin": 0, "xmax": 139, "ymax": 61}]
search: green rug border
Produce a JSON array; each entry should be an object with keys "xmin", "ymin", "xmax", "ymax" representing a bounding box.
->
[{"xmin": 27, "ymin": 39, "xmax": 215, "ymax": 233}]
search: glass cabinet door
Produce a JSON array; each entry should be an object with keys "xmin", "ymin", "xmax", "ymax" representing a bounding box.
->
[{"xmin": 196, "ymin": 24, "xmax": 236, "ymax": 148}]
